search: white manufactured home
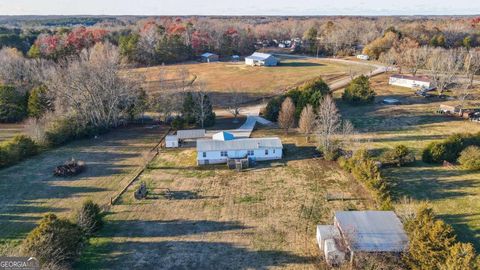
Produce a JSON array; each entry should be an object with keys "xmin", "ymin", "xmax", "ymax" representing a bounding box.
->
[
  {"xmin": 389, "ymin": 74, "xmax": 431, "ymax": 89},
  {"xmin": 245, "ymin": 52, "xmax": 278, "ymax": 66},
  {"xmin": 196, "ymin": 135, "xmax": 283, "ymax": 165},
  {"xmin": 356, "ymin": 54, "xmax": 369, "ymax": 60}
]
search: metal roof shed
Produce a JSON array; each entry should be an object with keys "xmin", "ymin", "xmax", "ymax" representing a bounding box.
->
[
  {"xmin": 334, "ymin": 211, "xmax": 408, "ymax": 252},
  {"xmin": 177, "ymin": 129, "xmax": 206, "ymax": 140}
]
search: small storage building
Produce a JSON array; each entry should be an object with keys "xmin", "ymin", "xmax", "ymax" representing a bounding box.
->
[
  {"xmin": 200, "ymin": 53, "xmax": 219, "ymax": 63},
  {"xmin": 334, "ymin": 211, "xmax": 408, "ymax": 252},
  {"xmin": 165, "ymin": 135, "xmax": 179, "ymax": 148},
  {"xmin": 177, "ymin": 129, "xmax": 206, "ymax": 140},
  {"xmin": 324, "ymin": 239, "xmax": 346, "ymax": 266},
  {"xmin": 438, "ymin": 104, "xmax": 461, "ymax": 115},
  {"xmin": 316, "ymin": 225, "xmax": 342, "ymax": 251},
  {"xmin": 245, "ymin": 52, "xmax": 278, "ymax": 66},
  {"xmin": 389, "ymin": 74, "xmax": 432, "ymax": 89},
  {"xmin": 232, "ymin": 55, "xmax": 240, "ymax": 62}
]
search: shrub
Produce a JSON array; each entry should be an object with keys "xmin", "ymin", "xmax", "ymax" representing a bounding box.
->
[
  {"xmin": 22, "ymin": 214, "xmax": 84, "ymax": 268},
  {"xmin": 342, "ymin": 75, "xmax": 375, "ymax": 105},
  {"xmin": 339, "ymin": 149, "xmax": 392, "ymax": 210},
  {"xmin": 403, "ymin": 205, "xmax": 478, "ymax": 270},
  {"xmin": 381, "ymin": 145, "xmax": 415, "ymax": 167},
  {"xmin": 422, "ymin": 133, "xmax": 480, "ymax": 163},
  {"xmin": 0, "ymin": 135, "xmax": 38, "ymax": 168},
  {"xmin": 76, "ymin": 200, "xmax": 103, "ymax": 236},
  {"xmin": 458, "ymin": 146, "xmax": 480, "ymax": 170},
  {"xmin": 44, "ymin": 117, "xmax": 104, "ymax": 147},
  {"xmin": 264, "ymin": 96, "xmax": 285, "ymax": 122},
  {"xmin": 0, "ymin": 85, "xmax": 27, "ymax": 123},
  {"xmin": 265, "ymin": 77, "xmax": 330, "ymax": 121},
  {"xmin": 28, "ymin": 85, "xmax": 53, "ymax": 119}
]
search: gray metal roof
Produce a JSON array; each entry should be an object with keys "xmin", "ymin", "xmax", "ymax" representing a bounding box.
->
[
  {"xmin": 197, "ymin": 137, "xmax": 283, "ymax": 152},
  {"xmin": 335, "ymin": 211, "xmax": 408, "ymax": 252},
  {"xmin": 245, "ymin": 52, "xmax": 275, "ymax": 61},
  {"xmin": 390, "ymin": 74, "xmax": 431, "ymax": 83},
  {"xmin": 201, "ymin": 52, "xmax": 217, "ymax": 58},
  {"xmin": 177, "ymin": 129, "xmax": 206, "ymax": 139}
]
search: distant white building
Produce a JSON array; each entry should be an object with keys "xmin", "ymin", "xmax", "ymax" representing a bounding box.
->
[
  {"xmin": 389, "ymin": 74, "xmax": 432, "ymax": 89},
  {"xmin": 196, "ymin": 132, "xmax": 283, "ymax": 165},
  {"xmin": 200, "ymin": 52, "xmax": 219, "ymax": 63},
  {"xmin": 245, "ymin": 52, "xmax": 278, "ymax": 66},
  {"xmin": 356, "ymin": 54, "xmax": 369, "ymax": 60}
]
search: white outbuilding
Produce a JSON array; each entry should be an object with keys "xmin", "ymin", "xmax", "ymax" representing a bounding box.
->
[
  {"xmin": 245, "ymin": 52, "xmax": 278, "ymax": 66},
  {"xmin": 356, "ymin": 54, "xmax": 369, "ymax": 60},
  {"xmin": 197, "ymin": 137, "xmax": 283, "ymax": 165},
  {"xmin": 165, "ymin": 135, "xmax": 179, "ymax": 148},
  {"xmin": 200, "ymin": 52, "xmax": 219, "ymax": 63},
  {"xmin": 389, "ymin": 74, "xmax": 432, "ymax": 89}
]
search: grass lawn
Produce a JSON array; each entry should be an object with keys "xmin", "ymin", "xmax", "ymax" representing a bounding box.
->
[
  {"xmin": 0, "ymin": 125, "xmax": 168, "ymax": 251},
  {"xmin": 0, "ymin": 123, "xmax": 24, "ymax": 142},
  {"xmin": 78, "ymin": 129, "xmax": 374, "ymax": 269},
  {"xmin": 337, "ymin": 73, "xmax": 480, "ymax": 249},
  {"xmin": 129, "ymin": 57, "xmax": 374, "ymax": 104}
]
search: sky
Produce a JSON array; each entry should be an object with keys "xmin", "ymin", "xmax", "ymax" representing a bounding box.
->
[{"xmin": 0, "ymin": 0, "xmax": 479, "ymax": 16}]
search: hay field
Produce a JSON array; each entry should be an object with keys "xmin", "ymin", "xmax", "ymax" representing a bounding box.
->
[
  {"xmin": 78, "ymin": 129, "xmax": 374, "ymax": 269},
  {"xmin": 129, "ymin": 57, "xmax": 374, "ymax": 104}
]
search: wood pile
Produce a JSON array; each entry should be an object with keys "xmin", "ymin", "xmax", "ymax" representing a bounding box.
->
[{"xmin": 53, "ymin": 159, "xmax": 86, "ymax": 177}]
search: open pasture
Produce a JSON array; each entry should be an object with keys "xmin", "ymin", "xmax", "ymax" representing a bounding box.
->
[
  {"xmin": 130, "ymin": 57, "xmax": 374, "ymax": 104},
  {"xmin": 78, "ymin": 129, "xmax": 374, "ymax": 269},
  {"xmin": 0, "ymin": 125, "xmax": 168, "ymax": 249},
  {"xmin": 337, "ymin": 73, "xmax": 480, "ymax": 249}
]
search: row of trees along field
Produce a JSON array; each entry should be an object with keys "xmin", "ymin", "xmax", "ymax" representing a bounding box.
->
[
  {"xmin": 0, "ymin": 41, "xmax": 217, "ymax": 168},
  {"xmin": 1, "ymin": 16, "xmax": 480, "ymax": 66}
]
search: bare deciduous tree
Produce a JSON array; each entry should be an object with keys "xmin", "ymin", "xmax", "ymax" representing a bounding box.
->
[
  {"xmin": 464, "ymin": 49, "xmax": 480, "ymax": 88},
  {"xmin": 46, "ymin": 42, "xmax": 143, "ymax": 129},
  {"xmin": 315, "ymin": 95, "xmax": 341, "ymax": 154},
  {"xmin": 298, "ymin": 104, "xmax": 315, "ymax": 141},
  {"xmin": 406, "ymin": 46, "xmax": 430, "ymax": 76},
  {"xmin": 278, "ymin": 97, "xmax": 295, "ymax": 134},
  {"xmin": 427, "ymin": 48, "xmax": 465, "ymax": 94},
  {"xmin": 226, "ymin": 87, "xmax": 244, "ymax": 123},
  {"xmin": 191, "ymin": 81, "xmax": 214, "ymax": 128}
]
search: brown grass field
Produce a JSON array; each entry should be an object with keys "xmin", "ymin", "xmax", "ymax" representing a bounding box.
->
[
  {"xmin": 78, "ymin": 129, "xmax": 374, "ymax": 269},
  {"xmin": 336, "ymin": 73, "xmax": 480, "ymax": 249},
  {"xmin": 129, "ymin": 57, "xmax": 374, "ymax": 104},
  {"xmin": 0, "ymin": 126, "xmax": 168, "ymax": 252},
  {"xmin": 0, "ymin": 123, "xmax": 24, "ymax": 142}
]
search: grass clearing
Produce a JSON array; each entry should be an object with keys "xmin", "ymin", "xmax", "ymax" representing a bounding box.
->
[
  {"xmin": 0, "ymin": 125, "xmax": 168, "ymax": 249},
  {"xmin": 77, "ymin": 129, "xmax": 374, "ymax": 269},
  {"xmin": 337, "ymin": 73, "xmax": 480, "ymax": 249}
]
